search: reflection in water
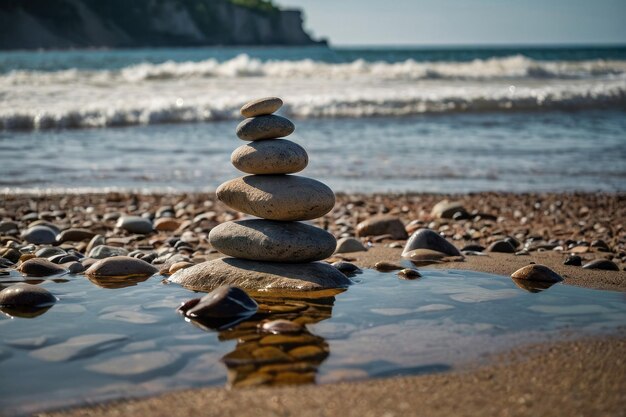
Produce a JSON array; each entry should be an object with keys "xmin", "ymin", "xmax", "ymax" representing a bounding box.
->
[
  {"xmin": 187, "ymin": 293, "xmax": 339, "ymax": 388},
  {"xmin": 86, "ymin": 275, "xmax": 150, "ymax": 289},
  {"xmin": 511, "ymin": 278, "xmax": 558, "ymax": 293},
  {"xmin": 0, "ymin": 305, "xmax": 52, "ymax": 319}
]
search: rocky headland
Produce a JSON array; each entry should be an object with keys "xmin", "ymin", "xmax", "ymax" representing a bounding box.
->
[{"xmin": 0, "ymin": 0, "xmax": 325, "ymax": 50}]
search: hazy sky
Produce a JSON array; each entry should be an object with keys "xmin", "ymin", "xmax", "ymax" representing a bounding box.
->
[{"xmin": 275, "ymin": 0, "xmax": 626, "ymax": 46}]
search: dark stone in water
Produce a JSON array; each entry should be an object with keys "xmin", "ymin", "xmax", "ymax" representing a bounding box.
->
[
  {"xmin": 402, "ymin": 229, "xmax": 461, "ymax": 257},
  {"xmin": 374, "ymin": 261, "xmax": 403, "ymax": 272},
  {"xmin": 0, "ymin": 283, "xmax": 56, "ymax": 309},
  {"xmin": 331, "ymin": 261, "xmax": 361, "ymax": 274},
  {"xmin": 564, "ymin": 255, "xmax": 582, "ymax": 266},
  {"xmin": 48, "ymin": 254, "xmax": 79, "ymax": 264},
  {"xmin": 178, "ymin": 286, "xmax": 258, "ymax": 330},
  {"xmin": 511, "ymin": 278, "xmax": 557, "ymax": 293},
  {"xmin": 487, "ymin": 240, "xmax": 516, "ymax": 253},
  {"xmin": 178, "ymin": 286, "xmax": 257, "ymax": 319},
  {"xmin": 582, "ymin": 259, "xmax": 619, "ymax": 271},
  {"xmin": 18, "ymin": 258, "xmax": 66, "ymax": 277},
  {"xmin": 397, "ymin": 268, "xmax": 421, "ymax": 280}
]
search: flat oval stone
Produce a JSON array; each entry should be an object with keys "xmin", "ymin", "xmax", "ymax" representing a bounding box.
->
[
  {"xmin": 0, "ymin": 283, "xmax": 56, "ymax": 308},
  {"xmin": 209, "ymin": 220, "xmax": 336, "ymax": 263},
  {"xmin": 169, "ymin": 258, "xmax": 351, "ymax": 293},
  {"xmin": 56, "ymin": 228, "xmax": 96, "ymax": 243},
  {"xmin": 582, "ymin": 259, "xmax": 619, "ymax": 271},
  {"xmin": 356, "ymin": 215, "xmax": 407, "ymax": 240},
  {"xmin": 236, "ymin": 115, "xmax": 295, "ymax": 141},
  {"xmin": 21, "ymin": 226, "xmax": 57, "ymax": 244},
  {"xmin": 511, "ymin": 264, "xmax": 563, "ymax": 283},
  {"xmin": 18, "ymin": 258, "xmax": 66, "ymax": 277},
  {"xmin": 240, "ymin": 97, "xmax": 283, "ymax": 118},
  {"xmin": 115, "ymin": 216, "xmax": 153, "ymax": 234},
  {"xmin": 216, "ymin": 175, "xmax": 335, "ymax": 221},
  {"xmin": 402, "ymin": 229, "xmax": 461, "ymax": 257},
  {"xmin": 231, "ymin": 139, "xmax": 308, "ymax": 175},
  {"xmin": 88, "ymin": 245, "xmax": 129, "ymax": 259},
  {"xmin": 85, "ymin": 256, "xmax": 158, "ymax": 279}
]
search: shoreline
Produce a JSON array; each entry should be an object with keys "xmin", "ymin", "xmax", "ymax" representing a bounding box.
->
[
  {"xmin": 2, "ymin": 191, "xmax": 625, "ymax": 416},
  {"xmin": 39, "ymin": 334, "xmax": 626, "ymax": 417}
]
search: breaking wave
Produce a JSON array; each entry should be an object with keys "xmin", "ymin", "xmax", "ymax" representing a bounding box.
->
[{"xmin": 1, "ymin": 54, "xmax": 625, "ymax": 131}]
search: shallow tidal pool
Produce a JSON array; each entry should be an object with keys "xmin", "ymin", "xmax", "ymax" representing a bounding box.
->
[{"xmin": 1, "ymin": 265, "xmax": 625, "ymax": 416}]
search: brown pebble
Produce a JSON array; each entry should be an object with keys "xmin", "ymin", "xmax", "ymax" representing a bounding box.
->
[
  {"xmin": 374, "ymin": 261, "xmax": 403, "ymax": 272},
  {"xmin": 398, "ymin": 268, "xmax": 421, "ymax": 279}
]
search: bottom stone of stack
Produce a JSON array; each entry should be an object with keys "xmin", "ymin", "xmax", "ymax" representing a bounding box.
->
[{"xmin": 168, "ymin": 257, "xmax": 351, "ymax": 293}]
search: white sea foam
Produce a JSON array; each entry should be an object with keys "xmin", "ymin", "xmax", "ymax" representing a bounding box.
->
[{"xmin": 1, "ymin": 54, "xmax": 625, "ymax": 131}]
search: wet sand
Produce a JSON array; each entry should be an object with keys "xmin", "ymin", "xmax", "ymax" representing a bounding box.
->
[
  {"xmin": 2, "ymin": 191, "xmax": 624, "ymax": 416},
  {"xmin": 40, "ymin": 335, "xmax": 626, "ymax": 417}
]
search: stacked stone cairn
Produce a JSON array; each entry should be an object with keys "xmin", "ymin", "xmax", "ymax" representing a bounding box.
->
[{"xmin": 170, "ymin": 97, "xmax": 350, "ymax": 292}]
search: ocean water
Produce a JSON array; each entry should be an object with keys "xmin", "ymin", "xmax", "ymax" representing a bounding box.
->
[{"xmin": 0, "ymin": 46, "xmax": 625, "ymax": 193}]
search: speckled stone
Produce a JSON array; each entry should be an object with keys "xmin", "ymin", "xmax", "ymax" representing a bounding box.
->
[
  {"xmin": 236, "ymin": 115, "xmax": 295, "ymax": 141},
  {"xmin": 231, "ymin": 139, "xmax": 308, "ymax": 175},
  {"xmin": 216, "ymin": 175, "xmax": 335, "ymax": 221},
  {"xmin": 240, "ymin": 97, "xmax": 283, "ymax": 118},
  {"xmin": 209, "ymin": 219, "xmax": 336, "ymax": 263}
]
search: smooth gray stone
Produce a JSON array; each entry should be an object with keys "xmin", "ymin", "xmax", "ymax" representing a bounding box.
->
[
  {"xmin": 582, "ymin": 259, "xmax": 620, "ymax": 271},
  {"xmin": 85, "ymin": 256, "xmax": 158, "ymax": 278},
  {"xmin": 36, "ymin": 247, "xmax": 66, "ymax": 258},
  {"xmin": 0, "ymin": 283, "xmax": 57, "ymax": 308},
  {"xmin": 356, "ymin": 215, "xmax": 407, "ymax": 240},
  {"xmin": 231, "ymin": 139, "xmax": 308, "ymax": 175},
  {"xmin": 335, "ymin": 237, "xmax": 368, "ymax": 253},
  {"xmin": 402, "ymin": 229, "xmax": 461, "ymax": 257},
  {"xmin": 30, "ymin": 334, "xmax": 128, "ymax": 362},
  {"xmin": 431, "ymin": 200, "xmax": 468, "ymax": 219},
  {"xmin": 21, "ymin": 225, "xmax": 57, "ymax": 244},
  {"xmin": 169, "ymin": 258, "xmax": 351, "ymax": 293},
  {"xmin": 115, "ymin": 216, "xmax": 153, "ymax": 234},
  {"xmin": 209, "ymin": 219, "xmax": 336, "ymax": 263},
  {"xmin": 216, "ymin": 175, "xmax": 335, "ymax": 221},
  {"xmin": 88, "ymin": 245, "xmax": 129, "ymax": 259},
  {"xmin": 240, "ymin": 97, "xmax": 283, "ymax": 118},
  {"xmin": 236, "ymin": 115, "xmax": 295, "ymax": 141}
]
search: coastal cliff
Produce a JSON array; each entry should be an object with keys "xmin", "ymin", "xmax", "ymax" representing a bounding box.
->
[{"xmin": 0, "ymin": 0, "xmax": 325, "ymax": 50}]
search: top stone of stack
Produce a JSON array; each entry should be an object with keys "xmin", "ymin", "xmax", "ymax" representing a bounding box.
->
[
  {"xmin": 240, "ymin": 97, "xmax": 283, "ymax": 118},
  {"xmin": 236, "ymin": 97, "xmax": 295, "ymax": 141}
]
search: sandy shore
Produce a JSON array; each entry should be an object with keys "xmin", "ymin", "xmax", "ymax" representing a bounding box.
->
[
  {"xmin": 2, "ymin": 191, "xmax": 624, "ymax": 416},
  {"xmin": 39, "ymin": 335, "xmax": 626, "ymax": 417}
]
